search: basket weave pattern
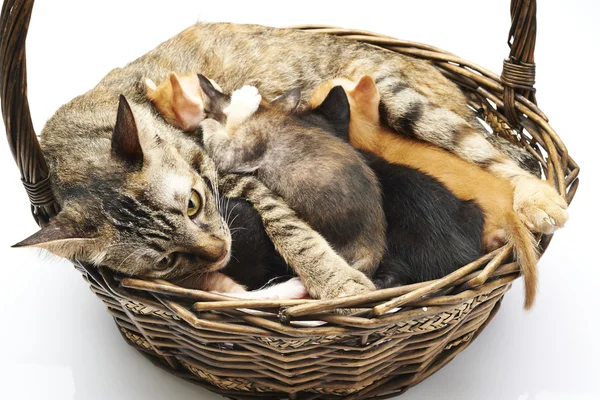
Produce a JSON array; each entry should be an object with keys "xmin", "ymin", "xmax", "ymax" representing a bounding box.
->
[{"xmin": 0, "ymin": 0, "xmax": 579, "ymax": 399}]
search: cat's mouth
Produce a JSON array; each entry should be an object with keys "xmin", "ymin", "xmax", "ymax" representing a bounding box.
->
[{"xmin": 206, "ymin": 242, "xmax": 231, "ymax": 272}]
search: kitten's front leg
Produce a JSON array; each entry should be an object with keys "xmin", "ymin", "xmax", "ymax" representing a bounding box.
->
[{"xmin": 219, "ymin": 174, "xmax": 376, "ymax": 301}]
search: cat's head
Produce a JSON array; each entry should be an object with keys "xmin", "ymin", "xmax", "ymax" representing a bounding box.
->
[
  {"xmin": 196, "ymin": 73, "xmax": 351, "ymax": 139},
  {"xmin": 145, "ymin": 72, "xmax": 225, "ymax": 132},
  {"xmin": 310, "ymin": 75, "xmax": 381, "ymax": 124},
  {"xmin": 14, "ymin": 96, "xmax": 231, "ymax": 281}
]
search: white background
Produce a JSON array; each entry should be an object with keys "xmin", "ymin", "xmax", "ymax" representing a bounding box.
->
[{"xmin": 0, "ymin": 1, "xmax": 598, "ymax": 399}]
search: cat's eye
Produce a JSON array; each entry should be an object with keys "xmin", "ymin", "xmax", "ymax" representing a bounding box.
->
[
  {"xmin": 155, "ymin": 255, "xmax": 173, "ymax": 271},
  {"xmin": 187, "ymin": 189, "xmax": 202, "ymax": 218}
]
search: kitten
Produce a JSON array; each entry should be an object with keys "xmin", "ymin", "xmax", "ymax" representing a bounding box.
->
[
  {"xmin": 310, "ymin": 86, "xmax": 485, "ymax": 288},
  {"xmin": 145, "ymin": 73, "xmax": 222, "ymax": 132},
  {"xmin": 196, "ymin": 74, "xmax": 386, "ymax": 277},
  {"xmin": 311, "ymin": 76, "xmax": 540, "ymax": 308},
  {"xmin": 16, "ymin": 23, "xmax": 565, "ymax": 301}
]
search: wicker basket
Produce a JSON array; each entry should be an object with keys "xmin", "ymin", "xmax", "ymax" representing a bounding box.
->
[{"xmin": 0, "ymin": 0, "xmax": 579, "ymax": 399}]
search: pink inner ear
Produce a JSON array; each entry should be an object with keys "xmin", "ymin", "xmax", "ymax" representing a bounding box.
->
[{"xmin": 174, "ymin": 102, "xmax": 205, "ymax": 131}]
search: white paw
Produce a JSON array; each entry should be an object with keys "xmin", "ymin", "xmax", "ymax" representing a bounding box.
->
[
  {"xmin": 513, "ymin": 177, "xmax": 569, "ymax": 234},
  {"xmin": 277, "ymin": 277, "xmax": 309, "ymax": 299},
  {"xmin": 224, "ymin": 85, "xmax": 261, "ymax": 129},
  {"xmin": 227, "ymin": 278, "xmax": 308, "ymax": 300}
]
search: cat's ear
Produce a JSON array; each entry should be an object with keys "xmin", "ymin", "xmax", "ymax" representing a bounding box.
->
[
  {"xmin": 271, "ymin": 88, "xmax": 301, "ymax": 113},
  {"xmin": 112, "ymin": 95, "xmax": 144, "ymax": 168},
  {"xmin": 12, "ymin": 212, "xmax": 96, "ymax": 260},
  {"xmin": 197, "ymin": 74, "xmax": 227, "ymax": 104},
  {"xmin": 169, "ymin": 73, "xmax": 204, "ymax": 131},
  {"xmin": 144, "ymin": 78, "xmax": 157, "ymax": 98},
  {"xmin": 315, "ymin": 85, "xmax": 351, "ymax": 139},
  {"xmin": 350, "ymin": 75, "xmax": 380, "ymax": 122}
]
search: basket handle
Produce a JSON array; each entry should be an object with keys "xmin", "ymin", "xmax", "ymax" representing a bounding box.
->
[
  {"xmin": 0, "ymin": 0, "xmax": 538, "ymax": 227},
  {"xmin": 502, "ymin": 0, "xmax": 538, "ymax": 125},
  {"xmin": 0, "ymin": 0, "xmax": 59, "ymax": 226}
]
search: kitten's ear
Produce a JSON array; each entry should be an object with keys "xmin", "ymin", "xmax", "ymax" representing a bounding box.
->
[
  {"xmin": 169, "ymin": 73, "xmax": 204, "ymax": 131},
  {"xmin": 197, "ymin": 74, "xmax": 227, "ymax": 103},
  {"xmin": 112, "ymin": 95, "xmax": 143, "ymax": 168},
  {"xmin": 12, "ymin": 212, "xmax": 96, "ymax": 260},
  {"xmin": 271, "ymin": 88, "xmax": 301, "ymax": 113},
  {"xmin": 144, "ymin": 78, "xmax": 157, "ymax": 97},
  {"xmin": 315, "ymin": 85, "xmax": 351, "ymax": 140},
  {"xmin": 350, "ymin": 75, "xmax": 380, "ymax": 122}
]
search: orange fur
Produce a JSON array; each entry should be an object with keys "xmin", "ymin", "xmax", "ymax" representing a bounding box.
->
[
  {"xmin": 176, "ymin": 271, "xmax": 247, "ymax": 293},
  {"xmin": 311, "ymin": 76, "xmax": 539, "ymax": 309},
  {"xmin": 145, "ymin": 72, "xmax": 206, "ymax": 131}
]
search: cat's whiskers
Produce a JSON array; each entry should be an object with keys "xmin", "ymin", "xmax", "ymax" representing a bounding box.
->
[
  {"xmin": 211, "ymin": 166, "xmax": 223, "ymax": 214},
  {"xmin": 226, "ymin": 203, "xmax": 240, "ymax": 226},
  {"xmin": 116, "ymin": 247, "xmax": 148, "ymax": 271},
  {"xmin": 228, "ymin": 213, "xmax": 240, "ymax": 227},
  {"xmin": 175, "ymin": 267, "xmax": 208, "ymax": 288},
  {"xmin": 103, "ymin": 242, "xmax": 140, "ymax": 251}
]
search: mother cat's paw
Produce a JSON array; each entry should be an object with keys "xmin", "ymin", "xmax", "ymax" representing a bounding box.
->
[
  {"xmin": 324, "ymin": 270, "xmax": 376, "ymax": 299},
  {"xmin": 513, "ymin": 176, "xmax": 569, "ymax": 234}
]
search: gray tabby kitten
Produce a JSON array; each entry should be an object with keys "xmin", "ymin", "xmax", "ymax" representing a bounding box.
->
[
  {"xmin": 196, "ymin": 75, "xmax": 386, "ymax": 276},
  {"xmin": 14, "ymin": 23, "xmax": 566, "ymax": 299}
]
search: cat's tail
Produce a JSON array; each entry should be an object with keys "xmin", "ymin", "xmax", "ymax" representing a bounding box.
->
[{"xmin": 505, "ymin": 212, "xmax": 539, "ymax": 309}]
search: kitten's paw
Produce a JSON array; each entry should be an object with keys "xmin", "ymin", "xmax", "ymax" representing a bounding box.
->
[
  {"xmin": 279, "ymin": 277, "xmax": 309, "ymax": 299},
  {"xmin": 224, "ymin": 85, "xmax": 262, "ymax": 129},
  {"xmin": 324, "ymin": 271, "xmax": 376, "ymax": 299},
  {"xmin": 224, "ymin": 278, "xmax": 308, "ymax": 300},
  {"xmin": 513, "ymin": 177, "xmax": 569, "ymax": 234}
]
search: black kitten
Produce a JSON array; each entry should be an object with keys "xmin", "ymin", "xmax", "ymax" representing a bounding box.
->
[{"xmin": 314, "ymin": 86, "xmax": 485, "ymax": 287}]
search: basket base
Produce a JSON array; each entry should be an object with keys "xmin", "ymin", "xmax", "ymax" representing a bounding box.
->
[{"xmin": 117, "ymin": 299, "xmax": 504, "ymax": 400}]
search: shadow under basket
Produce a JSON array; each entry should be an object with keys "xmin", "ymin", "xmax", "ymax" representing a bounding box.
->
[{"xmin": 0, "ymin": 0, "xmax": 579, "ymax": 399}]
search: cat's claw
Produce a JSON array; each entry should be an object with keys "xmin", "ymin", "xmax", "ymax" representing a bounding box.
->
[{"xmin": 513, "ymin": 177, "xmax": 568, "ymax": 234}]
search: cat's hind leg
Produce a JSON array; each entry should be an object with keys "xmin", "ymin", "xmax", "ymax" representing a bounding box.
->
[{"xmin": 376, "ymin": 77, "xmax": 568, "ymax": 233}]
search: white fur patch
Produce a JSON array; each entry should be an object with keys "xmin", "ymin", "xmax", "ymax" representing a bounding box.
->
[
  {"xmin": 490, "ymin": 159, "xmax": 530, "ymax": 180},
  {"xmin": 224, "ymin": 85, "xmax": 261, "ymax": 129},
  {"xmin": 227, "ymin": 278, "xmax": 308, "ymax": 300},
  {"xmin": 459, "ymin": 134, "xmax": 501, "ymax": 163},
  {"xmin": 158, "ymin": 172, "xmax": 192, "ymax": 205},
  {"xmin": 208, "ymin": 78, "xmax": 222, "ymax": 92}
]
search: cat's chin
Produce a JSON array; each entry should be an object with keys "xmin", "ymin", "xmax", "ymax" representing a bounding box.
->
[{"xmin": 208, "ymin": 251, "xmax": 231, "ymax": 272}]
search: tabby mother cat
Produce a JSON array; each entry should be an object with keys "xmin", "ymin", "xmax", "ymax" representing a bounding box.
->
[{"xmin": 14, "ymin": 23, "xmax": 568, "ymax": 300}]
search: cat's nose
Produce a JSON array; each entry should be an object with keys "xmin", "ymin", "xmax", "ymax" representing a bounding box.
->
[{"xmin": 188, "ymin": 238, "xmax": 228, "ymax": 263}]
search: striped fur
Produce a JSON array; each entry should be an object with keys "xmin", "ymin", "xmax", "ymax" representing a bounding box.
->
[
  {"xmin": 14, "ymin": 22, "xmax": 566, "ymax": 298},
  {"xmin": 197, "ymin": 78, "xmax": 386, "ymax": 277},
  {"xmin": 219, "ymin": 174, "xmax": 375, "ymax": 299}
]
